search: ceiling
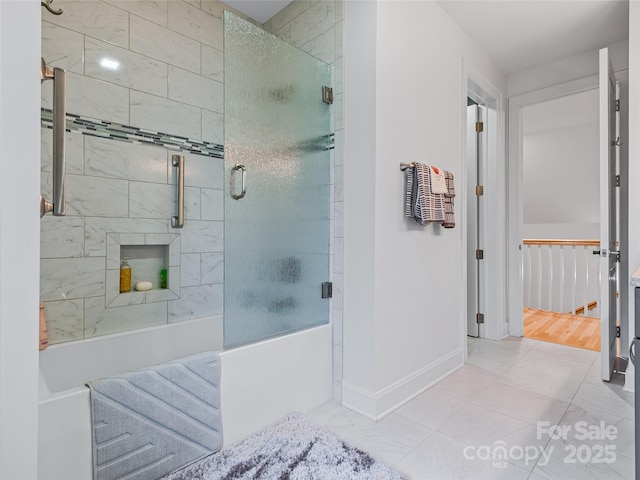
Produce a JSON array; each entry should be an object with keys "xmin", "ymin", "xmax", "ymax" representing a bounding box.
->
[
  {"xmin": 438, "ymin": 0, "xmax": 629, "ymax": 75},
  {"xmin": 224, "ymin": 0, "xmax": 629, "ymax": 76}
]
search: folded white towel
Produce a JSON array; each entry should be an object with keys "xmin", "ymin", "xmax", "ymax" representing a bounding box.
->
[{"xmin": 429, "ymin": 166, "xmax": 448, "ymax": 194}]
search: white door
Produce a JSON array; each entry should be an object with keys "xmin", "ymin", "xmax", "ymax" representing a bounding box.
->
[
  {"xmin": 467, "ymin": 102, "xmax": 487, "ymax": 337},
  {"xmin": 599, "ymin": 47, "xmax": 619, "ymax": 381}
]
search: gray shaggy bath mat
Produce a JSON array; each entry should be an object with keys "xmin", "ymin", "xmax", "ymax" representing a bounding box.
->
[{"xmin": 162, "ymin": 412, "xmax": 407, "ymax": 480}]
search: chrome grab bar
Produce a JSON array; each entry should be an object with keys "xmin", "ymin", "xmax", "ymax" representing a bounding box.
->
[
  {"xmin": 231, "ymin": 164, "xmax": 247, "ymax": 200},
  {"xmin": 171, "ymin": 154, "xmax": 185, "ymax": 228},
  {"xmin": 40, "ymin": 57, "xmax": 67, "ymax": 218}
]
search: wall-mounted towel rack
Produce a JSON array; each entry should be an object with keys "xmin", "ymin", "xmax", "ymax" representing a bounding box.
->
[
  {"xmin": 40, "ymin": 57, "xmax": 66, "ymax": 218},
  {"xmin": 171, "ymin": 155, "xmax": 185, "ymax": 228},
  {"xmin": 400, "ymin": 163, "xmax": 415, "ymax": 171},
  {"xmin": 41, "ymin": 0, "xmax": 63, "ymax": 15}
]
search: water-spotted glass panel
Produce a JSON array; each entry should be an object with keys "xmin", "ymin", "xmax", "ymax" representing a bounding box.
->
[{"xmin": 224, "ymin": 12, "xmax": 331, "ymax": 348}]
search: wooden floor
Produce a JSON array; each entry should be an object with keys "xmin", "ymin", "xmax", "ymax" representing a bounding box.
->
[{"xmin": 524, "ymin": 307, "xmax": 601, "ymax": 351}]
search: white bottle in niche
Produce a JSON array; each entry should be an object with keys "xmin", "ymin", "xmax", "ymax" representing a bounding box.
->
[{"xmin": 120, "ymin": 258, "xmax": 132, "ymax": 293}]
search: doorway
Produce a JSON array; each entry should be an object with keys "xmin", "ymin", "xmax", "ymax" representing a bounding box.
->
[
  {"xmin": 465, "ymin": 76, "xmax": 505, "ymax": 341},
  {"xmin": 507, "ymin": 67, "xmax": 629, "ymax": 379},
  {"xmin": 520, "ymin": 89, "xmax": 602, "ymax": 351}
]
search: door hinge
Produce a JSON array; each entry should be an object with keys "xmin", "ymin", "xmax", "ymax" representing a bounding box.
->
[
  {"xmin": 476, "ymin": 313, "xmax": 485, "ymax": 324},
  {"xmin": 475, "ymin": 185, "xmax": 484, "ymax": 196},
  {"xmin": 476, "ymin": 249, "xmax": 484, "ymax": 260},
  {"xmin": 322, "ymin": 86, "xmax": 333, "ymax": 105},
  {"xmin": 475, "ymin": 121, "xmax": 484, "ymax": 133},
  {"xmin": 616, "ymin": 99, "xmax": 620, "ymax": 112},
  {"xmin": 614, "ymin": 250, "xmax": 621, "ymax": 263},
  {"xmin": 321, "ymin": 281, "xmax": 333, "ymax": 299},
  {"xmin": 616, "ymin": 175, "xmax": 620, "ymax": 187},
  {"xmin": 617, "ymin": 325, "xmax": 621, "ymax": 338}
]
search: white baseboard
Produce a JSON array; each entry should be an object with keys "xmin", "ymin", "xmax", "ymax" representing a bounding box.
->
[{"xmin": 342, "ymin": 348, "xmax": 464, "ymax": 420}]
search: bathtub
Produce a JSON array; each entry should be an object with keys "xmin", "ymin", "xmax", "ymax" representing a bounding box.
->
[{"xmin": 38, "ymin": 317, "xmax": 332, "ymax": 480}]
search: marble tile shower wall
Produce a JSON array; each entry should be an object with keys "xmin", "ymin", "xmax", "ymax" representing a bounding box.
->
[
  {"xmin": 39, "ymin": 0, "xmax": 257, "ymax": 344},
  {"xmin": 264, "ymin": 0, "xmax": 345, "ymax": 401},
  {"xmin": 39, "ymin": 0, "xmax": 344, "ymax": 355}
]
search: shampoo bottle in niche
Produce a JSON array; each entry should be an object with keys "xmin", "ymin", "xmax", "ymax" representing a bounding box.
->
[{"xmin": 120, "ymin": 258, "xmax": 132, "ymax": 293}]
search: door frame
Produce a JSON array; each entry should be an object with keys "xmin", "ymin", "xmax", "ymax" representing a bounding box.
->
[
  {"xmin": 507, "ymin": 75, "xmax": 600, "ymax": 336},
  {"xmin": 462, "ymin": 63, "xmax": 506, "ymax": 348}
]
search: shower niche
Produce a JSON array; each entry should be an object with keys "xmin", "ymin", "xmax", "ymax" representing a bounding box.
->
[{"xmin": 106, "ymin": 233, "xmax": 181, "ymax": 308}]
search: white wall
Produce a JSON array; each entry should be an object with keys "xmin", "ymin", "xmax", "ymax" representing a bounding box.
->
[
  {"xmin": 343, "ymin": 0, "xmax": 506, "ymax": 418},
  {"xmin": 523, "ymin": 125, "xmax": 599, "ymax": 239},
  {"xmin": 0, "ymin": 2, "xmax": 41, "ymax": 478},
  {"xmin": 625, "ymin": 3, "xmax": 640, "ymax": 392},
  {"xmin": 522, "ymin": 89, "xmax": 599, "ymax": 240}
]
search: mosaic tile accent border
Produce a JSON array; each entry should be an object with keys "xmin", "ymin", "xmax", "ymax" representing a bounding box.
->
[{"xmin": 41, "ymin": 108, "xmax": 224, "ymax": 159}]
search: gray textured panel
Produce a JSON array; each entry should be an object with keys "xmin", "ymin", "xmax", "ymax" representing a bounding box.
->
[{"xmin": 87, "ymin": 351, "xmax": 222, "ymax": 480}]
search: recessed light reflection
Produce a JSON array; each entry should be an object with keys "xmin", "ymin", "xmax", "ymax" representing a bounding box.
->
[{"xmin": 100, "ymin": 58, "xmax": 120, "ymax": 71}]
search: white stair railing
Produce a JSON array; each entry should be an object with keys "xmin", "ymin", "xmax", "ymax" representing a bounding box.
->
[{"xmin": 522, "ymin": 239, "xmax": 600, "ymax": 318}]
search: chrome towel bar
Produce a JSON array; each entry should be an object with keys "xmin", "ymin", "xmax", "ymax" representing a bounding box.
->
[
  {"xmin": 171, "ymin": 155, "xmax": 185, "ymax": 228},
  {"xmin": 41, "ymin": 0, "xmax": 63, "ymax": 15},
  {"xmin": 400, "ymin": 162, "xmax": 415, "ymax": 171},
  {"xmin": 40, "ymin": 57, "xmax": 67, "ymax": 218}
]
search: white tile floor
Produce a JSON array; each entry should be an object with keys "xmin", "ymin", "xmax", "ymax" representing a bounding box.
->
[{"xmin": 307, "ymin": 336, "xmax": 635, "ymax": 480}]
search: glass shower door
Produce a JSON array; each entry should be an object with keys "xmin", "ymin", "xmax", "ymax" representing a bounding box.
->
[{"xmin": 223, "ymin": 12, "xmax": 332, "ymax": 348}]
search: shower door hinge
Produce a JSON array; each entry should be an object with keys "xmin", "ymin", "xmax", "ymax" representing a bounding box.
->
[
  {"xmin": 616, "ymin": 175, "xmax": 621, "ymax": 187},
  {"xmin": 321, "ymin": 281, "xmax": 333, "ymax": 299},
  {"xmin": 475, "ymin": 121, "xmax": 484, "ymax": 133},
  {"xmin": 322, "ymin": 86, "xmax": 333, "ymax": 105},
  {"xmin": 476, "ymin": 249, "xmax": 484, "ymax": 260},
  {"xmin": 616, "ymin": 99, "xmax": 620, "ymax": 112},
  {"xmin": 476, "ymin": 313, "xmax": 485, "ymax": 324},
  {"xmin": 617, "ymin": 325, "xmax": 621, "ymax": 338},
  {"xmin": 475, "ymin": 185, "xmax": 484, "ymax": 196}
]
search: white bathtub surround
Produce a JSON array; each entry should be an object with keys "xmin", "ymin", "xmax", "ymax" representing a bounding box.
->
[
  {"xmin": 36, "ymin": 318, "xmax": 335, "ymax": 480},
  {"xmin": 220, "ymin": 325, "xmax": 333, "ymax": 445},
  {"xmin": 38, "ymin": 316, "xmax": 223, "ymax": 480}
]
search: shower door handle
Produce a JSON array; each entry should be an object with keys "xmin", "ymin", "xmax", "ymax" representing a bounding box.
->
[
  {"xmin": 40, "ymin": 57, "xmax": 67, "ymax": 218},
  {"xmin": 231, "ymin": 164, "xmax": 247, "ymax": 200},
  {"xmin": 171, "ymin": 155, "xmax": 185, "ymax": 228}
]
